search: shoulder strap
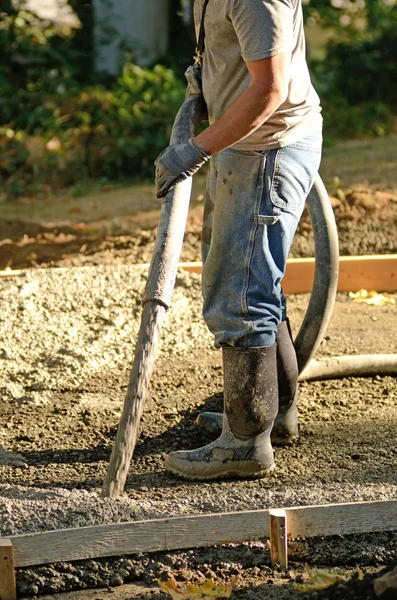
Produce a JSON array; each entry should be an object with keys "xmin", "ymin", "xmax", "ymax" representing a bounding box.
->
[{"xmin": 194, "ymin": 0, "xmax": 210, "ymax": 66}]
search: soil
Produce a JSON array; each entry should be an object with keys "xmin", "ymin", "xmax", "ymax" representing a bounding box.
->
[
  {"xmin": 0, "ymin": 265, "xmax": 396, "ymax": 600},
  {"xmin": 0, "ymin": 138, "xmax": 397, "ymax": 599},
  {"xmin": 1, "ymin": 186, "xmax": 397, "ymax": 270}
]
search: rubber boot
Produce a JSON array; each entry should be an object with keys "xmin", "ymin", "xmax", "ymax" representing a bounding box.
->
[
  {"xmin": 271, "ymin": 319, "xmax": 300, "ymax": 445},
  {"xmin": 165, "ymin": 345, "xmax": 278, "ymax": 480},
  {"xmin": 196, "ymin": 320, "xmax": 300, "ymax": 445}
]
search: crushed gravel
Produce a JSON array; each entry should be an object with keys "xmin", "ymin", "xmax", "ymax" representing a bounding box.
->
[
  {"xmin": 0, "ymin": 266, "xmax": 210, "ymax": 403},
  {"xmin": 0, "ymin": 265, "xmax": 396, "ymax": 599}
]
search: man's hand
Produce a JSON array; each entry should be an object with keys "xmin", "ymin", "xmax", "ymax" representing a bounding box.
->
[{"xmin": 155, "ymin": 138, "xmax": 210, "ymax": 199}]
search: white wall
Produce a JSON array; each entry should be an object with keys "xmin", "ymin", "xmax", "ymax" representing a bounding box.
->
[
  {"xmin": 93, "ymin": 0, "xmax": 170, "ymax": 75},
  {"xmin": 20, "ymin": 0, "xmax": 80, "ymax": 27}
]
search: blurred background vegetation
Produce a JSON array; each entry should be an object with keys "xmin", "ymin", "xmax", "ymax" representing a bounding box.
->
[{"xmin": 1, "ymin": 0, "xmax": 396, "ymax": 200}]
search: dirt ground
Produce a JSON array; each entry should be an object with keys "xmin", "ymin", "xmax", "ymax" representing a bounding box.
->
[
  {"xmin": 23, "ymin": 562, "xmax": 397, "ymax": 600},
  {"xmin": 1, "ymin": 181, "xmax": 397, "ymax": 270},
  {"xmin": 0, "ymin": 137, "xmax": 396, "ymax": 599},
  {"xmin": 1, "ymin": 137, "xmax": 397, "ymax": 270},
  {"xmin": 0, "ymin": 269, "xmax": 396, "ymax": 599}
]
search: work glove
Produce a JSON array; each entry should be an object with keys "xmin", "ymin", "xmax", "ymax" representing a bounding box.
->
[{"xmin": 155, "ymin": 138, "xmax": 211, "ymax": 199}]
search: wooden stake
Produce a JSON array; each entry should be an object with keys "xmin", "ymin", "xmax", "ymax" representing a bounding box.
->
[
  {"xmin": 0, "ymin": 539, "xmax": 16, "ymax": 600},
  {"xmin": 269, "ymin": 509, "xmax": 288, "ymax": 570}
]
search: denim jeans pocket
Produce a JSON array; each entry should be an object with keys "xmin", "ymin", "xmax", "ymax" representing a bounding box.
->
[
  {"xmin": 255, "ymin": 211, "xmax": 281, "ymax": 226},
  {"xmin": 269, "ymin": 132, "xmax": 322, "ymax": 215}
]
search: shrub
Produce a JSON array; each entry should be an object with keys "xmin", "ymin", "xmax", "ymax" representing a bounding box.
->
[
  {"xmin": 316, "ymin": 27, "xmax": 397, "ymax": 107},
  {"xmin": 321, "ymin": 100, "xmax": 392, "ymax": 143},
  {"xmin": 0, "ymin": 5, "xmax": 185, "ymax": 196},
  {"xmin": 1, "ymin": 2, "xmax": 396, "ymax": 197},
  {"xmin": 0, "ymin": 6, "xmax": 84, "ymax": 130},
  {"xmin": 311, "ymin": 25, "xmax": 396, "ymax": 141},
  {"xmin": 0, "ymin": 63, "xmax": 185, "ymax": 196}
]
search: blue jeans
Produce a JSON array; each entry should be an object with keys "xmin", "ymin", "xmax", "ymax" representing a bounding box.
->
[{"xmin": 201, "ymin": 129, "xmax": 322, "ymax": 348}]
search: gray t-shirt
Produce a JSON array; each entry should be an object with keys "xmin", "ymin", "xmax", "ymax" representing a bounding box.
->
[{"xmin": 194, "ymin": 0, "xmax": 322, "ymax": 150}]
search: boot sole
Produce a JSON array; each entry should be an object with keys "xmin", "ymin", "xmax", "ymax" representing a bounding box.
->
[{"xmin": 165, "ymin": 460, "xmax": 275, "ymax": 481}]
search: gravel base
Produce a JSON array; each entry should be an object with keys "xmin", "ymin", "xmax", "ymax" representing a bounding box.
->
[
  {"xmin": 15, "ymin": 536, "xmax": 397, "ymax": 599},
  {"xmin": 0, "ymin": 265, "xmax": 396, "ymax": 536},
  {"xmin": 0, "ymin": 266, "xmax": 211, "ymax": 403},
  {"xmin": 0, "ymin": 265, "xmax": 396, "ymax": 598},
  {"xmin": 1, "ymin": 480, "xmax": 396, "ymax": 538}
]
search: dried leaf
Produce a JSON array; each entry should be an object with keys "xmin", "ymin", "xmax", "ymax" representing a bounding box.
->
[
  {"xmin": 349, "ymin": 289, "xmax": 395, "ymax": 306},
  {"xmin": 293, "ymin": 565, "xmax": 356, "ymax": 592},
  {"xmin": 158, "ymin": 577, "xmax": 233, "ymax": 599}
]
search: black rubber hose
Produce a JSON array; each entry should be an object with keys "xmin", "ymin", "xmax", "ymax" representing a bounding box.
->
[
  {"xmin": 299, "ymin": 354, "xmax": 397, "ymax": 381},
  {"xmin": 294, "ymin": 174, "xmax": 340, "ymax": 373}
]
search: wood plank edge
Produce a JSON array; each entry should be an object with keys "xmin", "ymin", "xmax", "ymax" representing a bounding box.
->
[
  {"xmin": 286, "ymin": 499, "xmax": 397, "ymax": 538},
  {"xmin": 1, "ymin": 256, "xmax": 397, "ymax": 291},
  {"xmin": 9, "ymin": 510, "xmax": 271, "ymax": 568},
  {"xmin": 180, "ymin": 258, "xmax": 397, "ymax": 293},
  {"xmin": 6, "ymin": 499, "xmax": 397, "ymax": 569}
]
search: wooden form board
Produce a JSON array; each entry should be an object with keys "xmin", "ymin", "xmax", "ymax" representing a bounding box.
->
[
  {"xmin": 180, "ymin": 255, "xmax": 397, "ymax": 294},
  {"xmin": 5, "ymin": 499, "xmax": 397, "ymax": 570},
  {"xmin": 1, "ymin": 255, "xmax": 397, "ymax": 293},
  {"xmin": 10, "ymin": 511, "xmax": 271, "ymax": 568},
  {"xmin": 286, "ymin": 500, "xmax": 397, "ymax": 539}
]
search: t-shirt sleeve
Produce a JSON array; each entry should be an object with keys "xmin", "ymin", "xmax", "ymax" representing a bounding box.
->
[{"xmin": 230, "ymin": 0, "xmax": 294, "ymax": 62}]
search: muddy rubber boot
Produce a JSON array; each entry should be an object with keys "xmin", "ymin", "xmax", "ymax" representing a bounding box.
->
[
  {"xmin": 196, "ymin": 320, "xmax": 300, "ymax": 445},
  {"xmin": 165, "ymin": 345, "xmax": 278, "ymax": 480},
  {"xmin": 271, "ymin": 319, "xmax": 300, "ymax": 445}
]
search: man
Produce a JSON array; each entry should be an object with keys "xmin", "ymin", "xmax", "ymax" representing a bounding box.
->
[{"xmin": 155, "ymin": 0, "xmax": 322, "ymax": 480}]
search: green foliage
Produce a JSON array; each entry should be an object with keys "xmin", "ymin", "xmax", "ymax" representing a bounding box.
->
[
  {"xmin": 0, "ymin": 4, "xmax": 91, "ymax": 130},
  {"xmin": 312, "ymin": 24, "xmax": 397, "ymax": 140},
  {"xmin": 0, "ymin": 3, "xmax": 186, "ymax": 197},
  {"xmin": 322, "ymin": 99, "xmax": 392, "ymax": 142},
  {"xmin": 1, "ymin": 0, "xmax": 396, "ymax": 197},
  {"xmin": 0, "ymin": 63, "xmax": 185, "ymax": 196},
  {"xmin": 305, "ymin": 0, "xmax": 397, "ymax": 39},
  {"xmin": 321, "ymin": 27, "xmax": 397, "ymax": 106}
]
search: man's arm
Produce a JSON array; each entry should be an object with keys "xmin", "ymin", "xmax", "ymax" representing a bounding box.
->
[
  {"xmin": 194, "ymin": 52, "xmax": 290, "ymax": 155},
  {"xmin": 155, "ymin": 52, "xmax": 290, "ymax": 197}
]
